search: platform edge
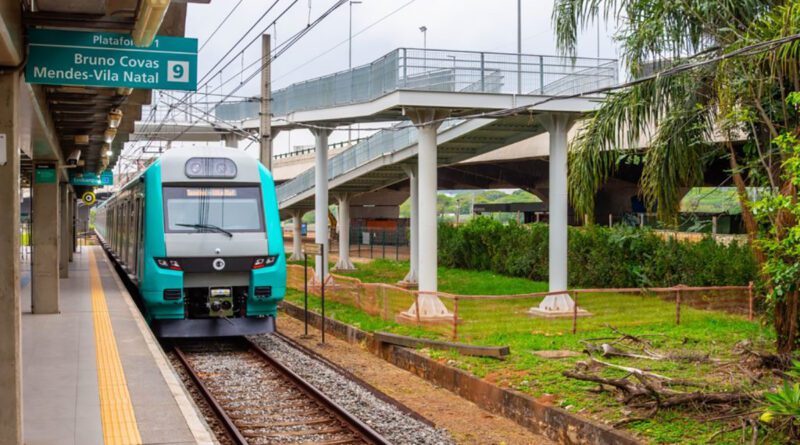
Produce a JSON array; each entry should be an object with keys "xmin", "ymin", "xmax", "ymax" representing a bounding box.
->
[{"xmin": 99, "ymin": 249, "xmax": 217, "ymax": 445}]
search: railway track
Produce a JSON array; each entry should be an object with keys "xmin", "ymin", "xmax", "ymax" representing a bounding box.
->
[{"xmin": 172, "ymin": 337, "xmax": 391, "ymax": 445}]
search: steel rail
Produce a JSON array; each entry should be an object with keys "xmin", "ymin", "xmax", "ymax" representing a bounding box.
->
[
  {"xmin": 172, "ymin": 346, "xmax": 250, "ymax": 445},
  {"xmin": 242, "ymin": 337, "xmax": 391, "ymax": 445},
  {"xmin": 172, "ymin": 338, "xmax": 392, "ymax": 445}
]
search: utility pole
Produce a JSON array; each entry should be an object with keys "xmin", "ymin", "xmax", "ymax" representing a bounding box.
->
[
  {"xmin": 419, "ymin": 26, "xmax": 427, "ymax": 69},
  {"xmin": 260, "ymin": 34, "xmax": 272, "ymax": 170},
  {"xmin": 517, "ymin": 0, "xmax": 522, "ymax": 94},
  {"xmin": 348, "ymin": 1, "xmax": 361, "ymax": 144},
  {"xmin": 597, "ymin": 14, "xmax": 601, "ymax": 60}
]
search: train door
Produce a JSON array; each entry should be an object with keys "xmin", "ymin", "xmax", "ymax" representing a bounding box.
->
[
  {"xmin": 121, "ymin": 199, "xmax": 129, "ymax": 265},
  {"xmin": 128, "ymin": 197, "xmax": 137, "ymax": 269},
  {"xmin": 136, "ymin": 189, "xmax": 145, "ymax": 280},
  {"xmin": 131, "ymin": 196, "xmax": 141, "ymax": 276},
  {"xmin": 111, "ymin": 205, "xmax": 118, "ymax": 253}
]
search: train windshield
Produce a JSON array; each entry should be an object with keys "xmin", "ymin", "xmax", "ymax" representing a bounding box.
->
[{"xmin": 163, "ymin": 186, "xmax": 264, "ymax": 233}]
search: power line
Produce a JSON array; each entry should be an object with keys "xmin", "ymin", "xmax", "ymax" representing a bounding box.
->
[
  {"xmin": 272, "ymin": 0, "xmax": 420, "ymax": 86},
  {"xmin": 138, "ymin": 0, "xmax": 302, "ymax": 157},
  {"xmin": 196, "ymin": 0, "xmax": 285, "ymax": 87},
  {"xmin": 139, "ymin": 0, "xmax": 349, "ymax": 154},
  {"xmin": 198, "ymin": 0, "xmax": 246, "ymax": 52}
]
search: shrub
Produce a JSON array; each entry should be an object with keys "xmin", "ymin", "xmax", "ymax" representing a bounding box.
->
[{"xmin": 438, "ymin": 218, "xmax": 759, "ymax": 288}]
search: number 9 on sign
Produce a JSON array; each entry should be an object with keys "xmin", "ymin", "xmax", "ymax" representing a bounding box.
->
[{"xmin": 167, "ymin": 61, "xmax": 189, "ymax": 83}]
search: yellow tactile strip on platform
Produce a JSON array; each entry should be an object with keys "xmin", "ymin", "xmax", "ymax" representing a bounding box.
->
[{"xmin": 89, "ymin": 250, "xmax": 143, "ymax": 445}]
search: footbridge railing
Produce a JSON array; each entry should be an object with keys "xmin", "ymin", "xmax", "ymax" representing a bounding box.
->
[{"xmin": 271, "ymin": 48, "xmax": 617, "ymax": 117}]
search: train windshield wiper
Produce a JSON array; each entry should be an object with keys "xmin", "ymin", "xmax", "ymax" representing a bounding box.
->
[{"xmin": 176, "ymin": 223, "xmax": 233, "ymax": 238}]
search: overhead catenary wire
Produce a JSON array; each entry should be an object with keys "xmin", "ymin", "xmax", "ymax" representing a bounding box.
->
[
  {"xmin": 136, "ymin": 0, "xmax": 349, "ymax": 157},
  {"xmin": 271, "ymin": 0, "xmax": 420, "ymax": 86},
  {"xmin": 195, "ymin": 0, "xmax": 286, "ymax": 87},
  {"xmin": 198, "ymin": 0, "xmax": 246, "ymax": 52},
  {"xmin": 162, "ymin": 0, "xmax": 349, "ymax": 146},
  {"xmin": 154, "ymin": 0, "xmax": 309, "ymax": 123},
  {"xmin": 136, "ymin": 0, "xmax": 299, "ymax": 155}
]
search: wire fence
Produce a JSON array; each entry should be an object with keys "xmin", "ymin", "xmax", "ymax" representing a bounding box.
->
[{"xmin": 286, "ymin": 264, "xmax": 758, "ymax": 342}]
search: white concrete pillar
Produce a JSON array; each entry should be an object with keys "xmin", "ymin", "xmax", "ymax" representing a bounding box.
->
[
  {"xmin": 311, "ymin": 128, "xmax": 332, "ymax": 283},
  {"xmin": 530, "ymin": 113, "xmax": 587, "ymax": 317},
  {"xmin": 0, "ymin": 70, "xmax": 22, "ymax": 445},
  {"xmin": 289, "ymin": 210, "xmax": 305, "ymax": 262},
  {"xmin": 417, "ymin": 124, "xmax": 439, "ymax": 294},
  {"xmin": 334, "ymin": 194, "xmax": 355, "ymax": 270},
  {"xmin": 59, "ymin": 184, "xmax": 69, "ymax": 278},
  {"xmin": 32, "ymin": 163, "xmax": 60, "ymax": 314},
  {"xmin": 399, "ymin": 109, "xmax": 453, "ymax": 322},
  {"xmin": 401, "ymin": 165, "xmax": 419, "ymax": 285}
]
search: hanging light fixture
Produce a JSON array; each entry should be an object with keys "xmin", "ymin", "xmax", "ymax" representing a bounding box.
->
[
  {"xmin": 107, "ymin": 109, "xmax": 123, "ymax": 129},
  {"xmin": 104, "ymin": 128, "xmax": 117, "ymax": 144},
  {"xmin": 133, "ymin": 0, "xmax": 171, "ymax": 47},
  {"xmin": 103, "ymin": 143, "xmax": 113, "ymax": 157}
]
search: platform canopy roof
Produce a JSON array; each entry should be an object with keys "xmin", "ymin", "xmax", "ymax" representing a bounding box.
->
[{"xmin": 6, "ymin": 1, "xmax": 207, "ymax": 183}]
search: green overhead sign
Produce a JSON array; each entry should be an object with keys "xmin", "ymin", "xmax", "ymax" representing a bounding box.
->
[
  {"xmin": 34, "ymin": 163, "xmax": 57, "ymax": 184},
  {"xmin": 70, "ymin": 170, "xmax": 114, "ymax": 187},
  {"xmin": 26, "ymin": 29, "xmax": 197, "ymax": 91}
]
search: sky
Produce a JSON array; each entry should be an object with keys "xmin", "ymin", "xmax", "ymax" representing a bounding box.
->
[{"xmin": 154, "ymin": 0, "xmax": 618, "ymax": 156}]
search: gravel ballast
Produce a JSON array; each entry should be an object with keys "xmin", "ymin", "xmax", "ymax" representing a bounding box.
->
[{"xmin": 250, "ymin": 334, "xmax": 455, "ymax": 445}]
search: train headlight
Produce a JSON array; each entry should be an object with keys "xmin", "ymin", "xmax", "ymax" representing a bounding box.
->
[
  {"xmin": 252, "ymin": 256, "xmax": 278, "ymax": 269},
  {"xmin": 186, "ymin": 158, "xmax": 204, "ymax": 176},
  {"xmin": 155, "ymin": 258, "xmax": 182, "ymax": 271},
  {"xmin": 184, "ymin": 157, "xmax": 237, "ymax": 179}
]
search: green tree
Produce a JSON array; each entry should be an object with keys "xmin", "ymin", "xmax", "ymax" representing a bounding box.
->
[{"xmin": 553, "ymin": 1, "xmax": 800, "ymax": 351}]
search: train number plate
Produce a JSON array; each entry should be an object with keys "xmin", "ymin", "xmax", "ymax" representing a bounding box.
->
[{"xmin": 210, "ymin": 287, "xmax": 231, "ymax": 297}]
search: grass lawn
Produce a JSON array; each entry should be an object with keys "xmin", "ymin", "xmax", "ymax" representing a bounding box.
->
[
  {"xmin": 283, "ymin": 257, "xmax": 779, "ymax": 444},
  {"xmin": 338, "ymin": 259, "xmax": 548, "ymax": 295}
]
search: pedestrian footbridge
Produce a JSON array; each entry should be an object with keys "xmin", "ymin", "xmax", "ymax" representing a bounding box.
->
[{"xmin": 235, "ymin": 47, "xmax": 618, "ymax": 317}]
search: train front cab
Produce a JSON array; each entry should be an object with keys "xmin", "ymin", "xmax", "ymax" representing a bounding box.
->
[{"xmin": 140, "ymin": 159, "xmax": 286, "ymax": 338}]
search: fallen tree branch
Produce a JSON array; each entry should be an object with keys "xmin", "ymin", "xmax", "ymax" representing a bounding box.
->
[
  {"xmin": 590, "ymin": 358, "xmax": 675, "ymax": 381},
  {"xmin": 562, "ymin": 370, "xmax": 651, "ymax": 400},
  {"xmin": 564, "ymin": 364, "xmax": 761, "ymax": 411}
]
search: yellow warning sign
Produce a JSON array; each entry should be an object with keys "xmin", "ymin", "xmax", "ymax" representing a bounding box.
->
[{"xmin": 82, "ymin": 191, "xmax": 97, "ymax": 206}]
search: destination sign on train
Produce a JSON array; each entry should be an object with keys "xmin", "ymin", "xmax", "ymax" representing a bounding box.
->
[{"xmin": 25, "ymin": 29, "xmax": 197, "ymax": 91}]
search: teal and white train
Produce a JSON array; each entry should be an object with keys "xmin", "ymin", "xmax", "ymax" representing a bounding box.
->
[{"xmin": 95, "ymin": 146, "xmax": 286, "ymax": 337}]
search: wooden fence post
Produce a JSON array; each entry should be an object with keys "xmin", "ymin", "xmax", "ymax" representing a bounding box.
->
[
  {"xmin": 748, "ymin": 281, "xmax": 754, "ymax": 321},
  {"xmin": 382, "ymin": 286, "xmax": 389, "ymax": 320},
  {"xmin": 675, "ymin": 287, "xmax": 682, "ymax": 325},
  {"xmin": 572, "ymin": 291, "xmax": 579, "ymax": 334},
  {"xmin": 414, "ymin": 293, "xmax": 421, "ymax": 324},
  {"xmin": 453, "ymin": 296, "xmax": 459, "ymax": 341}
]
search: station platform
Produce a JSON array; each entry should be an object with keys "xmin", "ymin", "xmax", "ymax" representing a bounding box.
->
[{"xmin": 20, "ymin": 245, "xmax": 214, "ymax": 445}]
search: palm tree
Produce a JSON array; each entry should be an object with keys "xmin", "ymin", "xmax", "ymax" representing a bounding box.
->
[{"xmin": 552, "ymin": 1, "xmax": 800, "ymax": 352}]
